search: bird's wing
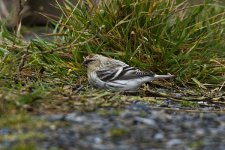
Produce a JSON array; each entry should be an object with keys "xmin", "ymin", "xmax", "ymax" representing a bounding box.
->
[
  {"xmin": 103, "ymin": 59, "xmax": 128, "ymax": 69},
  {"xmin": 96, "ymin": 66, "xmax": 155, "ymax": 82}
]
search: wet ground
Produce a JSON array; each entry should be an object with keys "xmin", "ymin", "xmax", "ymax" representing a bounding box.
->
[
  {"xmin": 0, "ymin": 99, "xmax": 225, "ymax": 150},
  {"xmin": 0, "ymin": 83, "xmax": 225, "ymax": 149}
]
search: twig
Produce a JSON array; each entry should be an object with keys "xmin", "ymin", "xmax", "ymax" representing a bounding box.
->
[
  {"xmin": 152, "ymin": 107, "xmax": 225, "ymax": 113},
  {"xmin": 18, "ymin": 54, "xmax": 27, "ymax": 72},
  {"xmin": 73, "ymin": 85, "xmax": 84, "ymax": 94},
  {"xmin": 145, "ymin": 89, "xmax": 225, "ymax": 104},
  {"xmin": 219, "ymin": 81, "xmax": 225, "ymax": 91}
]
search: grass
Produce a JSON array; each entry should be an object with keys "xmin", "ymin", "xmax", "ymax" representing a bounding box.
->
[
  {"xmin": 54, "ymin": 0, "xmax": 225, "ymax": 84},
  {"xmin": 0, "ymin": 0, "xmax": 224, "ymax": 117}
]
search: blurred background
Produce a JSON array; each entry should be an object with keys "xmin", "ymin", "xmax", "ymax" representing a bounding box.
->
[
  {"xmin": 0, "ymin": 0, "xmax": 206, "ymax": 28},
  {"xmin": 0, "ymin": 0, "xmax": 102, "ymax": 28}
]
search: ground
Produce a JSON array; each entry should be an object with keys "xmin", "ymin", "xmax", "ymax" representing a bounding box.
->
[{"xmin": 0, "ymin": 84, "xmax": 224, "ymax": 150}]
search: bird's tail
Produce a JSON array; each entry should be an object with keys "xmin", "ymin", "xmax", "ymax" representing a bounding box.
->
[{"xmin": 153, "ymin": 74, "xmax": 175, "ymax": 79}]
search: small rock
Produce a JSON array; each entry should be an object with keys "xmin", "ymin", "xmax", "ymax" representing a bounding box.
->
[
  {"xmin": 154, "ymin": 133, "xmax": 164, "ymax": 140},
  {"xmin": 0, "ymin": 128, "xmax": 11, "ymax": 135},
  {"xmin": 45, "ymin": 114, "xmax": 65, "ymax": 121},
  {"xmin": 93, "ymin": 137, "xmax": 102, "ymax": 144},
  {"xmin": 66, "ymin": 113, "xmax": 87, "ymax": 123},
  {"xmin": 152, "ymin": 110, "xmax": 172, "ymax": 121},
  {"xmin": 49, "ymin": 124, "xmax": 56, "ymax": 130},
  {"xmin": 128, "ymin": 101, "xmax": 152, "ymax": 112},
  {"xmin": 167, "ymin": 139, "xmax": 183, "ymax": 147},
  {"xmin": 196, "ymin": 129, "xmax": 205, "ymax": 136},
  {"xmin": 159, "ymin": 99, "xmax": 172, "ymax": 107},
  {"xmin": 134, "ymin": 117, "xmax": 156, "ymax": 127}
]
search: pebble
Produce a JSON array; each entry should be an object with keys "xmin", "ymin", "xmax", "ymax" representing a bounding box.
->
[
  {"xmin": 0, "ymin": 128, "xmax": 11, "ymax": 135},
  {"xmin": 167, "ymin": 139, "xmax": 183, "ymax": 147},
  {"xmin": 134, "ymin": 117, "xmax": 157, "ymax": 127},
  {"xmin": 154, "ymin": 133, "xmax": 164, "ymax": 140},
  {"xmin": 44, "ymin": 114, "xmax": 64, "ymax": 122},
  {"xmin": 0, "ymin": 104, "xmax": 225, "ymax": 150}
]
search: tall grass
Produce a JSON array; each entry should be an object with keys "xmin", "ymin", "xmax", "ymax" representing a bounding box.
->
[
  {"xmin": 0, "ymin": 0, "xmax": 225, "ymax": 87},
  {"xmin": 55, "ymin": 0, "xmax": 225, "ymax": 85}
]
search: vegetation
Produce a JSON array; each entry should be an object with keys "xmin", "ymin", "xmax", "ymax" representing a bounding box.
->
[{"xmin": 0, "ymin": 0, "xmax": 224, "ymax": 117}]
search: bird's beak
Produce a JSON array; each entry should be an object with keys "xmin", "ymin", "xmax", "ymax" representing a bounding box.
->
[{"xmin": 82, "ymin": 59, "xmax": 94, "ymax": 68}]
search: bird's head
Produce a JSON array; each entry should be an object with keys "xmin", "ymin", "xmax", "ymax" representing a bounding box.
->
[{"xmin": 82, "ymin": 54, "xmax": 103, "ymax": 71}]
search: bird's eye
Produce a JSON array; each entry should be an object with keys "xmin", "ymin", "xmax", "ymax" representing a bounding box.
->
[{"xmin": 83, "ymin": 59, "xmax": 95, "ymax": 66}]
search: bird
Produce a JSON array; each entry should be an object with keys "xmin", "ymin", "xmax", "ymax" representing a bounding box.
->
[{"xmin": 83, "ymin": 54, "xmax": 175, "ymax": 91}]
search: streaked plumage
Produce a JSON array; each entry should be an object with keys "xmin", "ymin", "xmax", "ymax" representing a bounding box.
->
[{"xmin": 83, "ymin": 54, "xmax": 175, "ymax": 91}]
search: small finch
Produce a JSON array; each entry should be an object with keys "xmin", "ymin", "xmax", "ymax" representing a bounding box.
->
[{"xmin": 83, "ymin": 54, "xmax": 175, "ymax": 91}]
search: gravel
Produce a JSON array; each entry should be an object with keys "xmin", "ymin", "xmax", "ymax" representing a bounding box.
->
[{"xmin": 1, "ymin": 101, "xmax": 225, "ymax": 150}]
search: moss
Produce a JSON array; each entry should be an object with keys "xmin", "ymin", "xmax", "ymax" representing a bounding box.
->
[
  {"xmin": 0, "ymin": 114, "xmax": 31, "ymax": 128},
  {"xmin": 181, "ymin": 101, "xmax": 198, "ymax": 108},
  {"xmin": 10, "ymin": 142, "xmax": 38, "ymax": 150},
  {"xmin": 110, "ymin": 128, "xmax": 129, "ymax": 137},
  {"xmin": 97, "ymin": 109, "xmax": 122, "ymax": 116},
  {"xmin": 0, "ymin": 132, "xmax": 45, "ymax": 142}
]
